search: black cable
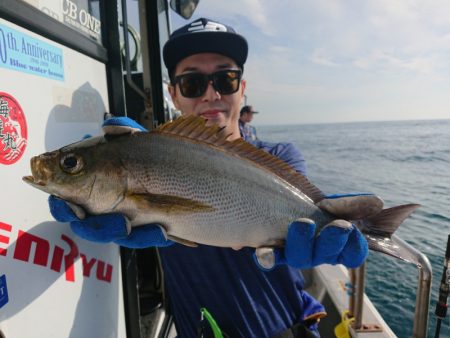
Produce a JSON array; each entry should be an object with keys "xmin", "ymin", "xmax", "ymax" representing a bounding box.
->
[
  {"xmin": 434, "ymin": 235, "xmax": 450, "ymax": 338},
  {"xmin": 434, "ymin": 319, "xmax": 441, "ymax": 338}
]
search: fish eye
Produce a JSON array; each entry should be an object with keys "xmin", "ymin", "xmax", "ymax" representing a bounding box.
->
[{"xmin": 60, "ymin": 153, "xmax": 84, "ymax": 174}]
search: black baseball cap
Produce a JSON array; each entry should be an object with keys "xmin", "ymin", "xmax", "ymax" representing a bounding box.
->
[
  {"xmin": 240, "ymin": 105, "xmax": 259, "ymax": 115},
  {"xmin": 163, "ymin": 18, "xmax": 248, "ymax": 76}
]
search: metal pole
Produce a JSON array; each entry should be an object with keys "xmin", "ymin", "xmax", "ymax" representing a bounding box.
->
[
  {"xmin": 348, "ymin": 268, "xmax": 356, "ymax": 318},
  {"xmin": 121, "ymin": 0, "xmax": 147, "ymax": 101},
  {"xmin": 353, "ymin": 263, "xmax": 366, "ymax": 329},
  {"xmin": 392, "ymin": 235, "xmax": 432, "ymax": 338}
]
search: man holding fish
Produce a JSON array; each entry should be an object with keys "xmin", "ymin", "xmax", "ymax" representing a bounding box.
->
[{"xmin": 43, "ymin": 18, "xmax": 390, "ymax": 338}]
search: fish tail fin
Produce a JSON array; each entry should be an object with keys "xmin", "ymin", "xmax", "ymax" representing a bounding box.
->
[
  {"xmin": 362, "ymin": 203, "xmax": 421, "ymax": 235},
  {"xmin": 360, "ymin": 203, "xmax": 421, "ymax": 260}
]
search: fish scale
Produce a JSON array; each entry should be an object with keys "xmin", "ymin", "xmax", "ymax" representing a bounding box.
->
[{"xmin": 119, "ymin": 132, "xmax": 326, "ymax": 247}]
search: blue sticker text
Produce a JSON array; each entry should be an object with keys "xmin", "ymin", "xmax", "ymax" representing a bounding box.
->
[{"xmin": 0, "ymin": 23, "xmax": 64, "ymax": 81}]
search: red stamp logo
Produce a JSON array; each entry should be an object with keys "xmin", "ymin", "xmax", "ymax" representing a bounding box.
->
[{"xmin": 0, "ymin": 92, "xmax": 28, "ymax": 165}]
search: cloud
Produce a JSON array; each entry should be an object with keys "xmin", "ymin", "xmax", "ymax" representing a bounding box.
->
[
  {"xmin": 193, "ymin": 0, "xmax": 276, "ymax": 36},
  {"xmin": 247, "ymin": 0, "xmax": 450, "ymax": 77},
  {"xmin": 352, "ymin": 50, "xmax": 435, "ymax": 75},
  {"xmin": 310, "ymin": 49, "xmax": 338, "ymax": 67},
  {"xmin": 240, "ymin": 0, "xmax": 274, "ymax": 35}
]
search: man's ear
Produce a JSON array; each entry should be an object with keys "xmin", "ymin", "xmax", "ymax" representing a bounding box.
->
[
  {"xmin": 168, "ymin": 85, "xmax": 181, "ymax": 110},
  {"xmin": 240, "ymin": 79, "xmax": 247, "ymax": 95}
]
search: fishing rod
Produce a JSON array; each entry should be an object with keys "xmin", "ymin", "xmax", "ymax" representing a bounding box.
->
[{"xmin": 434, "ymin": 234, "xmax": 450, "ymax": 338}]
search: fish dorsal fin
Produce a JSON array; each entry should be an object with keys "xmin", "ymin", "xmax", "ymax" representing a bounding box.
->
[{"xmin": 154, "ymin": 116, "xmax": 325, "ymax": 203}]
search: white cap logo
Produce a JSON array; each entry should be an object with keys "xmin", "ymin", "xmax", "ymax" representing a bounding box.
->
[{"xmin": 188, "ymin": 20, "xmax": 228, "ymax": 33}]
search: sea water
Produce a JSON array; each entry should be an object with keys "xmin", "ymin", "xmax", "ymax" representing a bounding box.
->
[{"xmin": 258, "ymin": 119, "xmax": 450, "ymax": 337}]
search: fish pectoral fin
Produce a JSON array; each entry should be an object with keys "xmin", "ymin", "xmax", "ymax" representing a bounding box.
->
[
  {"xmin": 316, "ymin": 194, "xmax": 384, "ymax": 219},
  {"xmin": 129, "ymin": 193, "xmax": 214, "ymax": 214},
  {"xmin": 167, "ymin": 235, "xmax": 198, "ymax": 247},
  {"xmin": 66, "ymin": 201, "xmax": 87, "ymax": 220}
]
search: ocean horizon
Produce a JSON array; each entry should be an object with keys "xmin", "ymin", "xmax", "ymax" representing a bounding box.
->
[{"xmin": 255, "ymin": 117, "xmax": 450, "ymax": 128}]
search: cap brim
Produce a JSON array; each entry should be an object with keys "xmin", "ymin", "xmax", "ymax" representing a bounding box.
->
[{"xmin": 163, "ymin": 31, "xmax": 248, "ymax": 72}]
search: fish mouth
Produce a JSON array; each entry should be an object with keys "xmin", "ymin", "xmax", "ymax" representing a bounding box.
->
[
  {"xmin": 22, "ymin": 175, "xmax": 48, "ymax": 188},
  {"xmin": 22, "ymin": 154, "xmax": 57, "ymax": 190}
]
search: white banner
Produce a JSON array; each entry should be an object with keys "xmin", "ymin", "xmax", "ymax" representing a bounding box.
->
[{"xmin": 0, "ymin": 17, "xmax": 126, "ymax": 338}]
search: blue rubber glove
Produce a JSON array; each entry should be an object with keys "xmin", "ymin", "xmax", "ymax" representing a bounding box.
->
[
  {"xmin": 48, "ymin": 196, "xmax": 173, "ymax": 248},
  {"xmin": 254, "ymin": 194, "xmax": 369, "ymax": 270},
  {"xmin": 47, "ymin": 116, "xmax": 173, "ymax": 248}
]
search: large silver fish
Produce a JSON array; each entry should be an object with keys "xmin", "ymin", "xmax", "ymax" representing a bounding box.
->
[{"xmin": 23, "ymin": 116, "xmax": 419, "ymax": 264}]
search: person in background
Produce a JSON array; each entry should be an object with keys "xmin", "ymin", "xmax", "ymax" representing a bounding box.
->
[
  {"xmin": 49, "ymin": 17, "xmax": 369, "ymax": 338},
  {"xmin": 239, "ymin": 104, "xmax": 259, "ymax": 142}
]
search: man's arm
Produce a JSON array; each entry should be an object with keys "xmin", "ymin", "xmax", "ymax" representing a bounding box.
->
[{"xmin": 258, "ymin": 141, "xmax": 307, "ymax": 175}]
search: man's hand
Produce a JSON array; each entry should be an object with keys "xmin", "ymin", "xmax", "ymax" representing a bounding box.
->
[
  {"xmin": 254, "ymin": 194, "xmax": 369, "ymax": 270},
  {"xmin": 49, "ymin": 196, "xmax": 173, "ymax": 248},
  {"xmin": 286, "ymin": 218, "xmax": 367, "ymax": 268}
]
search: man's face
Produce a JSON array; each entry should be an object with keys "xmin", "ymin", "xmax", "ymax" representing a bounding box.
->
[
  {"xmin": 240, "ymin": 112, "xmax": 253, "ymax": 123},
  {"xmin": 169, "ymin": 53, "xmax": 246, "ymax": 140}
]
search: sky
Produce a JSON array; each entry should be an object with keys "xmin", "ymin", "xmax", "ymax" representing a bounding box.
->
[{"xmin": 170, "ymin": 0, "xmax": 450, "ymax": 125}]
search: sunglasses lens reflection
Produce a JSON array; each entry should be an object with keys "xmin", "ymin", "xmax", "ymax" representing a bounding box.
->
[
  {"xmin": 176, "ymin": 70, "xmax": 241, "ymax": 98},
  {"xmin": 179, "ymin": 73, "xmax": 208, "ymax": 98},
  {"xmin": 214, "ymin": 71, "xmax": 240, "ymax": 95}
]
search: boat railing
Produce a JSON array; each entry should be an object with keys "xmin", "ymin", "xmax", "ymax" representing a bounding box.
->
[{"xmin": 351, "ymin": 234, "xmax": 432, "ymax": 338}]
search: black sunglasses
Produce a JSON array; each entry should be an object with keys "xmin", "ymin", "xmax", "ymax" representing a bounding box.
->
[{"xmin": 173, "ymin": 70, "xmax": 242, "ymax": 98}]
